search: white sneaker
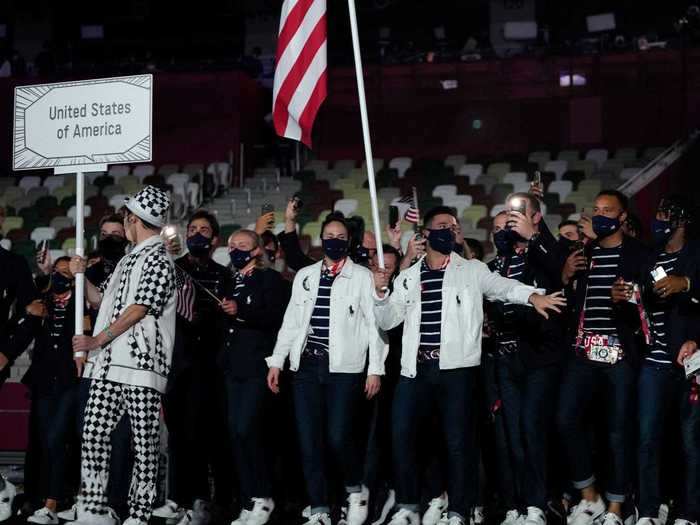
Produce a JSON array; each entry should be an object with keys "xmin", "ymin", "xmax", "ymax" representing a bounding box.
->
[
  {"xmin": 636, "ymin": 518, "xmax": 661, "ymax": 525},
  {"xmin": 471, "ymin": 507, "xmax": 485, "ymax": 525},
  {"xmin": 176, "ymin": 510, "xmax": 193, "ymax": 525},
  {"xmin": 57, "ymin": 504, "xmax": 79, "ymax": 522},
  {"xmin": 0, "ymin": 479, "xmax": 16, "ymax": 522},
  {"xmin": 672, "ymin": 520, "xmax": 697, "ymax": 525},
  {"xmin": 567, "ymin": 498, "xmax": 606, "ymax": 525},
  {"xmin": 153, "ymin": 501, "xmax": 184, "ymax": 522},
  {"xmin": 28, "ymin": 507, "xmax": 59, "ymax": 525},
  {"xmin": 658, "ymin": 506, "xmax": 669, "ymax": 525},
  {"xmin": 372, "ymin": 490, "xmax": 396, "ymax": 525},
  {"xmin": 190, "ymin": 501, "xmax": 211, "ymax": 525},
  {"xmin": 230, "ymin": 509, "xmax": 250, "ymax": 525},
  {"xmin": 602, "ymin": 513, "xmax": 623, "ymax": 525},
  {"xmin": 501, "ymin": 510, "xmax": 523, "ymax": 525},
  {"xmin": 423, "ymin": 496, "xmax": 449, "ymax": 525},
  {"xmin": 302, "ymin": 513, "xmax": 331, "ymax": 525},
  {"xmin": 348, "ymin": 487, "xmax": 370, "ymax": 525},
  {"xmin": 247, "ymin": 498, "xmax": 274, "ymax": 525},
  {"xmin": 437, "ymin": 516, "xmax": 465, "ymax": 525},
  {"xmin": 71, "ymin": 508, "xmax": 120, "ymax": 525},
  {"xmin": 388, "ymin": 509, "xmax": 420, "ymax": 525},
  {"xmin": 122, "ymin": 519, "xmax": 147, "ymax": 525},
  {"xmin": 524, "ymin": 507, "xmax": 546, "ymax": 525},
  {"xmin": 339, "ymin": 507, "xmax": 348, "ymax": 525}
]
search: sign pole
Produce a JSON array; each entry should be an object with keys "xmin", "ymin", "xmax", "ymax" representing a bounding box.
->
[
  {"xmin": 347, "ymin": 0, "xmax": 385, "ymax": 269},
  {"xmin": 74, "ymin": 171, "xmax": 85, "ymax": 336}
]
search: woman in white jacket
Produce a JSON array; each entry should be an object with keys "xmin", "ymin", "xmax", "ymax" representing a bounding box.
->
[{"xmin": 267, "ymin": 213, "xmax": 387, "ymax": 525}]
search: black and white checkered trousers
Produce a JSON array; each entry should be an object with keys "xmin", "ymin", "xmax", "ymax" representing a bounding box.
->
[{"xmin": 78, "ymin": 380, "xmax": 161, "ymax": 524}]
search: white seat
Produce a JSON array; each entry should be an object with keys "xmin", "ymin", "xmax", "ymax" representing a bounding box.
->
[
  {"xmin": 548, "ymin": 180, "xmax": 573, "ymax": 203},
  {"xmin": 388, "ymin": 157, "xmax": 412, "ymax": 179},
  {"xmin": 619, "ymin": 168, "xmax": 638, "ymax": 181},
  {"xmin": 544, "ymin": 160, "xmax": 568, "ymax": 180},
  {"xmin": 206, "ymin": 162, "xmax": 231, "ymax": 188},
  {"xmin": 30, "ymin": 227, "xmax": 57, "ymax": 245},
  {"xmin": 133, "ymin": 164, "xmax": 156, "ymax": 181},
  {"xmin": 109, "ymin": 165, "xmax": 131, "ymax": 179},
  {"xmin": 490, "ymin": 204, "xmax": 507, "ymax": 217},
  {"xmin": 0, "ymin": 239, "xmax": 11, "ymax": 251},
  {"xmin": 67, "ymin": 205, "xmax": 92, "ymax": 224},
  {"xmin": 458, "ymin": 164, "xmax": 483, "ymax": 185},
  {"xmin": 43, "ymin": 176, "xmax": 66, "ymax": 193},
  {"xmin": 334, "ymin": 198, "xmax": 359, "ymax": 216},
  {"xmin": 432, "ymin": 184, "xmax": 457, "ymax": 200},
  {"xmin": 585, "ymin": 148, "xmax": 609, "ymax": 168},
  {"xmin": 445, "ymin": 155, "xmax": 467, "ymax": 173},
  {"xmin": 443, "ymin": 195, "xmax": 473, "ymax": 216},
  {"xmin": 462, "ymin": 227, "xmax": 488, "ymax": 242},
  {"xmin": 166, "ymin": 173, "xmax": 191, "ymax": 209},
  {"xmin": 502, "ymin": 172, "xmax": 527, "ymax": 186},
  {"xmin": 19, "ymin": 176, "xmax": 41, "ymax": 192},
  {"xmin": 212, "ymin": 247, "xmax": 230, "ymax": 267},
  {"xmin": 528, "ymin": 151, "xmax": 551, "ymax": 168},
  {"xmin": 512, "ymin": 181, "xmax": 531, "ymax": 194},
  {"xmin": 109, "ymin": 194, "xmax": 129, "ymax": 209}
]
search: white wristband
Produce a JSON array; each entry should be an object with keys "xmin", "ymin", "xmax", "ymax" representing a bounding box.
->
[{"xmin": 74, "ymin": 351, "xmax": 86, "ymax": 359}]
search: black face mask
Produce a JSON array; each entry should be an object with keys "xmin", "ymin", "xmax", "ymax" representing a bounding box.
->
[
  {"xmin": 559, "ymin": 236, "xmax": 577, "ymax": 252},
  {"xmin": 187, "ymin": 233, "xmax": 212, "ymax": 258},
  {"xmin": 322, "ymin": 238, "xmax": 349, "ymax": 261},
  {"xmin": 51, "ymin": 272, "xmax": 73, "ymax": 294},
  {"xmin": 98, "ymin": 235, "xmax": 128, "ymax": 262},
  {"xmin": 427, "ymin": 228, "xmax": 456, "ymax": 255}
]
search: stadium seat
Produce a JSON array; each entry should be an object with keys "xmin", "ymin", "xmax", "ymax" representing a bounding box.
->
[
  {"xmin": 12, "ymin": 198, "xmax": 33, "ymax": 213},
  {"xmin": 544, "ymin": 160, "xmax": 568, "ymax": 180},
  {"xmin": 543, "ymin": 214, "xmax": 562, "ymax": 233},
  {"xmin": 133, "ymin": 164, "xmax": 156, "ymax": 181},
  {"xmin": 25, "ymin": 186, "xmax": 49, "ymax": 204},
  {"xmin": 570, "ymin": 160, "xmax": 596, "ymax": 178},
  {"xmin": 432, "ymin": 185, "xmax": 457, "ymax": 200},
  {"xmin": 491, "ymin": 183, "xmax": 515, "ymax": 204},
  {"xmin": 333, "ymin": 160, "xmax": 357, "ymax": 175},
  {"xmin": 502, "ymin": 172, "xmax": 527, "ymax": 186},
  {"xmin": 528, "ymin": 151, "xmax": 551, "ymax": 170},
  {"xmin": 578, "ymin": 180, "xmax": 602, "ymax": 199},
  {"xmin": 388, "ymin": 157, "xmax": 412, "ymax": 179},
  {"xmin": 49, "ymin": 249, "xmax": 67, "ymax": 262},
  {"xmin": 562, "ymin": 170, "xmax": 585, "ymax": 191},
  {"xmin": 101, "ymin": 185, "xmax": 126, "ymax": 200},
  {"xmin": 458, "ymin": 164, "xmax": 483, "ymax": 186},
  {"xmin": 212, "ymin": 246, "xmax": 230, "ymax": 267},
  {"xmin": 487, "ymin": 162, "xmax": 510, "ymax": 180},
  {"xmin": 563, "ymin": 191, "xmax": 591, "ymax": 211},
  {"xmin": 619, "ymin": 168, "xmax": 638, "ymax": 181},
  {"xmin": 158, "ymin": 164, "xmax": 180, "ymax": 176},
  {"xmin": 444, "ymin": 155, "xmax": 467, "ymax": 173},
  {"xmin": 475, "ymin": 175, "xmax": 498, "ymax": 194},
  {"xmin": 512, "ymin": 182, "xmax": 531, "ymax": 194},
  {"xmin": 19, "ymin": 176, "xmax": 42, "ymax": 192},
  {"xmin": 61, "ymin": 238, "xmax": 77, "ymax": 252},
  {"xmin": 360, "ymin": 158, "xmax": 383, "ymax": 173},
  {"xmin": 67, "ymin": 205, "xmax": 92, "ymax": 225},
  {"xmin": 2, "ymin": 216, "xmax": 23, "ymax": 235},
  {"xmin": 585, "ymin": 149, "xmax": 609, "ymax": 168},
  {"xmin": 305, "ymin": 160, "xmax": 329, "ymax": 172},
  {"xmin": 548, "ymin": 180, "xmax": 573, "ymax": 203},
  {"xmin": 543, "ymin": 192, "xmax": 560, "ymax": 210},
  {"xmin": 30, "ymin": 227, "xmax": 57, "ymax": 246},
  {"xmin": 334, "ymin": 199, "xmax": 359, "ymax": 216},
  {"xmin": 557, "ymin": 150, "xmax": 580, "ymax": 163},
  {"xmin": 182, "ymin": 163, "xmax": 205, "ymax": 177},
  {"xmin": 109, "ymin": 165, "xmax": 131, "ymax": 180},
  {"xmin": 443, "ymin": 195, "xmax": 473, "ymax": 216},
  {"xmin": 43, "ymin": 176, "xmax": 66, "ymax": 194},
  {"xmin": 614, "ymin": 147, "xmax": 637, "ymax": 163},
  {"xmin": 0, "ymin": 238, "xmax": 10, "ymax": 251},
  {"xmin": 52, "ymin": 186, "xmax": 75, "ymax": 202},
  {"xmin": 461, "ymin": 227, "xmax": 488, "ymax": 242},
  {"xmin": 2, "ymin": 186, "xmax": 24, "ymax": 203},
  {"xmin": 601, "ymin": 160, "xmax": 624, "ymax": 177}
]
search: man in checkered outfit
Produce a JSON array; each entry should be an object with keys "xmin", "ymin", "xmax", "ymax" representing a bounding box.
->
[{"xmin": 69, "ymin": 186, "xmax": 177, "ymax": 525}]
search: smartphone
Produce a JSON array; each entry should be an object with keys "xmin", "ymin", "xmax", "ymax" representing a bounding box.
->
[
  {"xmin": 389, "ymin": 206, "xmax": 399, "ymax": 229},
  {"xmin": 261, "ymin": 203, "xmax": 274, "ymax": 216},
  {"xmin": 38, "ymin": 239, "xmax": 49, "ymax": 264},
  {"xmin": 291, "ymin": 192, "xmax": 304, "ymax": 211},
  {"xmin": 651, "ymin": 266, "xmax": 667, "ymax": 283},
  {"xmin": 161, "ymin": 225, "xmax": 178, "ymax": 241},
  {"xmin": 509, "ymin": 196, "xmax": 527, "ymax": 215},
  {"xmin": 534, "ymin": 171, "xmax": 541, "ymax": 186}
]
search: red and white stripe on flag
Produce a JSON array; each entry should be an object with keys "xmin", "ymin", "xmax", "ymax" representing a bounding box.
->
[
  {"xmin": 405, "ymin": 207, "xmax": 420, "ymax": 224},
  {"xmin": 272, "ymin": 0, "xmax": 328, "ymax": 147}
]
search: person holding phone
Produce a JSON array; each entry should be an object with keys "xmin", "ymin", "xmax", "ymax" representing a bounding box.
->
[
  {"xmin": 372, "ymin": 206, "xmax": 565, "ymax": 525},
  {"xmin": 635, "ymin": 195, "xmax": 700, "ymax": 525},
  {"xmin": 557, "ymin": 190, "xmax": 651, "ymax": 525},
  {"xmin": 266, "ymin": 212, "xmax": 388, "ymax": 525},
  {"xmin": 220, "ymin": 229, "xmax": 290, "ymax": 525}
]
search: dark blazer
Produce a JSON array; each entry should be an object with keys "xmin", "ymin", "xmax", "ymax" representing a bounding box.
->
[
  {"xmin": 642, "ymin": 240, "xmax": 700, "ymax": 362},
  {"xmin": 219, "ymin": 268, "xmax": 291, "ymax": 379},
  {"xmin": 566, "ymin": 235, "xmax": 652, "ymax": 366},
  {"xmin": 486, "ymin": 224, "xmax": 567, "ymax": 369}
]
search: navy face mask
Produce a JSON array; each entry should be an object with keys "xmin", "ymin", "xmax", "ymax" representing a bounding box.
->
[
  {"xmin": 322, "ymin": 238, "xmax": 349, "ymax": 261},
  {"xmin": 230, "ymin": 248, "xmax": 253, "ymax": 270},
  {"xmin": 51, "ymin": 272, "xmax": 73, "ymax": 294},
  {"xmin": 427, "ymin": 228, "xmax": 455, "ymax": 255},
  {"xmin": 493, "ymin": 229, "xmax": 515, "ymax": 256},
  {"xmin": 592, "ymin": 215, "xmax": 622, "ymax": 239},
  {"xmin": 187, "ymin": 233, "xmax": 212, "ymax": 258},
  {"xmin": 651, "ymin": 219, "xmax": 673, "ymax": 246}
]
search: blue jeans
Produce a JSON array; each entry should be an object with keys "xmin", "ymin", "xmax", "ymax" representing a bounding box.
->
[
  {"xmin": 556, "ymin": 357, "xmax": 635, "ymax": 503},
  {"xmin": 33, "ymin": 383, "xmax": 78, "ymax": 501},
  {"xmin": 392, "ymin": 362, "xmax": 476, "ymax": 520},
  {"xmin": 77, "ymin": 378, "xmax": 133, "ymax": 517},
  {"xmin": 292, "ymin": 355, "xmax": 365, "ymax": 514},
  {"xmin": 224, "ymin": 375, "xmax": 271, "ymax": 503},
  {"xmin": 638, "ymin": 364, "xmax": 700, "ymax": 521},
  {"xmin": 496, "ymin": 354, "xmax": 560, "ymax": 510}
]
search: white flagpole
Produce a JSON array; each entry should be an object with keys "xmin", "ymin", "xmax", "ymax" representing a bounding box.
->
[
  {"xmin": 74, "ymin": 171, "xmax": 85, "ymax": 336},
  {"xmin": 347, "ymin": 0, "xmax": 385, "ymax": 269}
]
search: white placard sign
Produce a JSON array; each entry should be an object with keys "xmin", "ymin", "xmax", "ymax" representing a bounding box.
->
[{"xmin": 13, "ymin": 74, "xmax": 152, "ymax": 170}]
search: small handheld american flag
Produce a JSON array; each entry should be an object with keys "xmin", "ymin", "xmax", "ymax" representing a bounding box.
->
[
  {"xmin": 399, "ymin": 186, "xmax": 420, "ymax": 228},
  {"xmin": 174, "ymin": 266, "xmax": 195, "ymax": 322}
]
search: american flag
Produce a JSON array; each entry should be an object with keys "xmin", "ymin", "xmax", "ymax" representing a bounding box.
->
[
  {"xmin": 398, "ymin": 191, "xmax": 420, "ymax": 224},
  {"xmin": 272, "ymin": 0, "xmax": 327, "ymax": 147},
  {"xmin": 174, "ymin": 266, "xmax": 195, "ymax": 322}
]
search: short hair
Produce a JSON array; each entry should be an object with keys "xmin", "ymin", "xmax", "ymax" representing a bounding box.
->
[
  {"xmin": 558, "ymin": 220, "xmax": 578, "ymax": 230},
  {"xmin": 99, "ymin": 213, "xmax": 124, "ymax": 230},
  {"xmin": 53, "ymin": 256, "xmax": 71, "ymax": 269},
  {"xmin": 321, "ymin": 211, "xmax": 349, "ymax": 237},
  {"xmin": 596, "ymin": 190, "xmax": 629, "ymax": 212},
  {"xmin": 506, "ymin": 192, "xmax": 541, "ymax": 213},
  {"xmin": 423, "ymin": 206, "xmax": 457, "ymax": 229},
  {"xmin": 188, "ymin": 209, "xmax": 220, "ymax": 238},
  {"xmin": 464, "ymin": 238, "xmax": 485, "ymax": 261},
  {"xmin": 230, "ymin": 229, "xmax": 269, "ymax": 269},
  {"xmin": 381, "ymin": 244, "xmax": 401, "ymax": 261}
]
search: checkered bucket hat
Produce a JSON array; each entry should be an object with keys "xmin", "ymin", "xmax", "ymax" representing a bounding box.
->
[{"xmin": 125, "ymin": 185, "xmax": 170, "ymax": 228}]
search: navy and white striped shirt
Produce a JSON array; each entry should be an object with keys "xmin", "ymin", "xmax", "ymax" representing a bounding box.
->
[
  {"xmin": 304, "ymin": 267, "xmax": 338, "ymax": 357},
  {"xmin": 418, "ymin": 258, "xmax": 447, "ymax": 362},
  {"xmin": 645, "ymin": 251, "xmax": 678, "ymax": 366},
  {"xmin": 582, "ymin": 245, "xmax": 621, "ymax": 336}
]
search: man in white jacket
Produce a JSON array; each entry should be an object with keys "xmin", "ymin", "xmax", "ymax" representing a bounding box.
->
[
  {"xmin": 267, "ymin": 213, "xmax": 388, "ymax": 525},
  {"xmin": 372, "ymin": 207, "xmax": 565, "ymax": 525},
  {"xmin": 70, "ymin": 186, "xmax": 177, "ymax": 525}
]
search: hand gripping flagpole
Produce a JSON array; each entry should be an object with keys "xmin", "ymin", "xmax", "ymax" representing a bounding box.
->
[{"xmin": 347, "ymin": 0, "xmax": 385, "ymax": 270}]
